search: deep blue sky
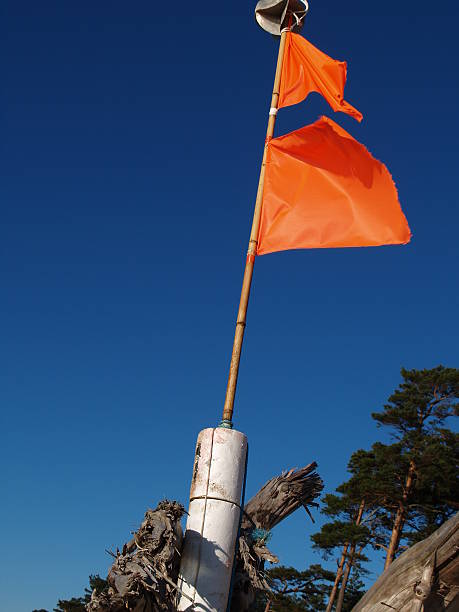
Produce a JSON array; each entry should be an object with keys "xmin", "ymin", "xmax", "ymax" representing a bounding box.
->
[{"xmin": 1, "ymin": 1, "xmax": 458, "ymax": 610}]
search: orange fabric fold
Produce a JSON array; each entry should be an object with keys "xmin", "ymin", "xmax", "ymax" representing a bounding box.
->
[
  {"xmin": 279, "ymin": 32, "xmax": 363, "ymax": 122},
  {"xmin": 257, "ymin": 117, "xmax": 411, "ymax": 255}
]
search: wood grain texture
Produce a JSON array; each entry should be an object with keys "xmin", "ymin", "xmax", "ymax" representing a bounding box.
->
[{"xmin": 352, "ymin": 513, "xmax": 459, "ymax": 612}]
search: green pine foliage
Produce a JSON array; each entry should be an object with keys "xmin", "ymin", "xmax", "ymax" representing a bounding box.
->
[
  {"xmin": 252, "ymin": 564, "xmax": 365, "ymax": 611},
  {"xmin": 53, "ymin": 598, "xmax": 86, "ymax": 612},
  {"xmin": 372, "ymin": 366, "xmax": 459, "ymax": 438},
  {"xmin": 253, "ymin": 564, "xmax": 335, "ymax": 611},
  {"xmin": 311, "ymin": 516, "xmax": 370, "ymax": 565},
  {"xmin": 53, "ymin": 575, "xmax": 108, "ymax": 612},
  {"xmin": 371, "ymin": 366, "xmax": 459, "ymax": 552}
]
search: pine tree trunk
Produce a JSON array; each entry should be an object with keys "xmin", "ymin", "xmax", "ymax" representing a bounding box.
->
[
  {"xmin": 384, "ymin": 461, "xmax": 416, "ymax": 570},
  {"xmin": 335, "ymin": 544, "xmax": 356, "ymax": 612},
  {"xmin": 335, "ymin": 500, "xmax": 365, "ymax": 612},
  {"xmin": 325, "ymin": 543, "xmax": 349, "ymax": 612}
]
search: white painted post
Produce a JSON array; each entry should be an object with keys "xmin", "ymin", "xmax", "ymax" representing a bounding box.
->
[{"xmin": 177, "ymin": 428, "xmax": 248, "ymax": 611}]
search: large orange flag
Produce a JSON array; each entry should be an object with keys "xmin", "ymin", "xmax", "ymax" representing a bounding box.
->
[
  {"xmin": 279, "ymin": 32, "xmax": 363, "ymax": 122},
  {"xmin": 257, "ymin": 117, "xmax": 411, "ymax": 255}
]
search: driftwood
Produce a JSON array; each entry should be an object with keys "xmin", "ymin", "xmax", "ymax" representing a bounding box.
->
[
  {"xmin": 87, "ymin": 463, "xmax": 323, "ymax": 612},
  {"xmin": 231, "ymin": 462, "xmax": 323, "ymax": 611},
  {"xmin": 352, "ymin": 512, "xmax": 459, "ymax": 612},
  {"xmin": 87, "ymin": 501, "xmax": 186, "ymax": 612}
]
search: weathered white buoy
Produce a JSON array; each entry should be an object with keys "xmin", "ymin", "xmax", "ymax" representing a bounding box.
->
[{"xmin": 177, "ymin": 427, "xmax": 248, "ymax": 611}]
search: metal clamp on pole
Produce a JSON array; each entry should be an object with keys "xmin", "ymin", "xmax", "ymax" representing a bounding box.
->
[{"xmin": 255, "ymin": 0, "xmax": 308, "ymax": 35}]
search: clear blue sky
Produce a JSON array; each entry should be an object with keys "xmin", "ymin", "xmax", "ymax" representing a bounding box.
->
[{"xmin": 1, "ymin": 1, "xmax": 458, "ymax": 610}]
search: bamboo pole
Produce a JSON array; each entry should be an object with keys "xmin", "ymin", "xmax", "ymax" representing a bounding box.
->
[{"xmin": 221, "ymin": 29, "xmax": 288, "ymax": 426}]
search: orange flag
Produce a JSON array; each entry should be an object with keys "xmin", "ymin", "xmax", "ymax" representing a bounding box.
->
[
  {"xmin": 279, "ymin": 32, "xmax": 363, "ymax": 122},
  {"xmin": 257, "ymin": 117, "xmax": 411, "ymax": 255}
]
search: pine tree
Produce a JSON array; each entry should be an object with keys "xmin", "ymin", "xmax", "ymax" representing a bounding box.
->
[
  {"xmin": 311, "ymin": 446, "xmax": 389, "ymax": 611},
  {"xmin": 311, "ymin": 495, "xmax": 370, "ymax": 612},
  {"xmin": 53, "ymin": 575, "xmax": 108, "ymax": 612},
  {"xmin": 371, "ymin": 366, "xmax": 459, "ymax": 568},
  {"xmin": 53, "ymin": 598, "xmax": 86, "ymax": 612},
  {"xmin": 253, "ymin": 564, "xmax": 335, "ymax": 611},
  {"xmin": 340, "ymin": 572, "xmax": 366, "ymax": 611}
]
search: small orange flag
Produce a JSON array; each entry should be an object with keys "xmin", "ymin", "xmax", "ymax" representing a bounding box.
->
[
  {"xmin": 279, "ymin": 32, "xmax": 363, "ymax": 122},
  {"xmin": 257, "ymin": 117, "xmax": 411, "ymax": 255}
]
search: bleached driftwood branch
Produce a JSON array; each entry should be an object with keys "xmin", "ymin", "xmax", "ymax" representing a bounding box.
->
[
  {"xmin": 232, "ymin": 462, "xmax": 323, "ymax": 611},
  {"xmin": 352, "ymin": 512, "xmax": 459, "ymax": 612}
]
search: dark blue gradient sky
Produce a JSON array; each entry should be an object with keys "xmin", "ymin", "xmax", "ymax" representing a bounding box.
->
[{"xmin": 1, "ymin": 1, "xmax": 458, "ymax": 609}]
